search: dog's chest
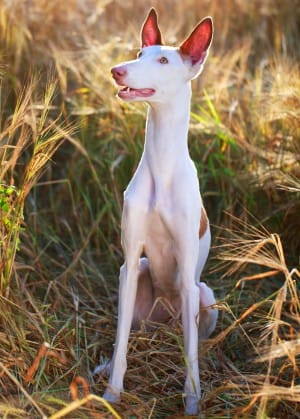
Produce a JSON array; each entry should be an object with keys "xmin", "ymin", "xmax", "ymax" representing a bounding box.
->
[{"xmin": 143, "ymin": 207, "xmax": 179, "ymax": 292}]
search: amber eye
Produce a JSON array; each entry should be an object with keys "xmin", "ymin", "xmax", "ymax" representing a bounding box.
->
[{"xmin": 159, "ymin": 56, "xmax": 169, "ymax": 64}]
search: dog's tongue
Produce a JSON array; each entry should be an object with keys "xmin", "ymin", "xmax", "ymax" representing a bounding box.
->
[{"xmin": 118, "ymin": 87, "xmax": 155, "ymax": 99}]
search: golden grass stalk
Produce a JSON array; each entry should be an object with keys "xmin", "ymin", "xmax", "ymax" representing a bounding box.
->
[
  {"xmin": 0, "ymin": 75, "xmax": 76, "ymax": 295},
  {"xmin": 48, "ymin": 394, "xmax": 121, "ymax": 419},
  {"xmin": 215, "ymin": 215, "xmax": 300, "ymax": 416},
  {"xmin": 0, "ymin": 362, "xmax": 47, "ymax": 418}
]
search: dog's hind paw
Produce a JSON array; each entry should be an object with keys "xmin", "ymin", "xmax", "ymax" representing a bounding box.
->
[{"xmin": 93, "ymin": 359, "xmax": 111, "ymax": 377}]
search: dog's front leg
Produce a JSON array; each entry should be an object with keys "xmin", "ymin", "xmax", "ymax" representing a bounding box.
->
[
  {"xmin": 161, "ymin": 192, "xmax": 203, "ymax": 415},
  {"xmin": 170, "ymin": 209, "xmax": 202, "ymax": 415},
  {"xmin": 103, "ymin": 203, "xmax": 143, "ymax": 402},
  {"xmin": 180, "ymin": 249, "xmax": 202, "ymax": 416},
  {"xmin": 103, "ymin": 262, "xmax": 138, "ymax": 402}
]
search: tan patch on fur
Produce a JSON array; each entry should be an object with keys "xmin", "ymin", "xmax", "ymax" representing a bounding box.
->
[{"xmin": 199, "ymin": 207, "xmax": 208, "ymax": 238}]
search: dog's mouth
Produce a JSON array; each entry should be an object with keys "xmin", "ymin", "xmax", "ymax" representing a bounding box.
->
[{"xmin": 117, "ymin": 86, "xmax": 156, "ymax": 100}]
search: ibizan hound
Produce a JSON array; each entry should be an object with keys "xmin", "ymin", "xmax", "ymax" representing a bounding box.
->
[{"xmin": 105, "ymin": 8, "xmax": 217, "ymax": 415}]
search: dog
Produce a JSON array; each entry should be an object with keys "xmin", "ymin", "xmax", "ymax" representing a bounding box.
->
[{"xmin": 104, "ymin": 8, "xmax": 217, "ymax": 415}]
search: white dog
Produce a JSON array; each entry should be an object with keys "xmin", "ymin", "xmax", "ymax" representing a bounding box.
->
[{"xmin": 105, "ymin": 8, "xmax": 217, "ymax": 415}]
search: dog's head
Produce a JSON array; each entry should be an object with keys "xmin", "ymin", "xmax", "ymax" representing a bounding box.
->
[{"xmin": 111, "ymin": 8, "xmax": 213, "ymax": 102}]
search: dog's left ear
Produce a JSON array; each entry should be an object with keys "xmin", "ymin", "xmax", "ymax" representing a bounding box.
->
[
  {"xmin": 141, "ymin": 8, "xmax": 163, "ymax": 47},
  {"xmin": 179, "ymin": 17, "xmax": 213, "ymax": 76}
]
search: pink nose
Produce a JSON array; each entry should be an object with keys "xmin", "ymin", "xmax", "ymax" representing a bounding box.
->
[{"xmin": 111, "ymin": 66, "xmax": 127, "ymax": 79}]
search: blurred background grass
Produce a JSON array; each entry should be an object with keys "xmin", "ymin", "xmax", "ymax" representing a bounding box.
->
[{"xmin": 0, "ymin": 0, "xmax": 299, "ymax": 417}]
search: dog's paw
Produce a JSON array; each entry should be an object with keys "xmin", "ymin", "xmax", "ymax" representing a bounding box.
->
[
  {"xmin": 198, "ymin": 282, "xmax": 218, "ymax": 340},
  {"xmin": 103, "ymin": 387, "xmax": 120, "ymax": 404},
  {"xmin": 93, "ymin": 359, "xmax": 111, "ymax": 377},
  {"xmin": 185, "ymin": 394, "xmax": 200, "ymax": 416}
]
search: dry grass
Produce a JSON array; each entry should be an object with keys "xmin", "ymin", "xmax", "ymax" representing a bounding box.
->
[{"xmin": 0, "ymin": 0, "xmax": 299, "ymax": 417}]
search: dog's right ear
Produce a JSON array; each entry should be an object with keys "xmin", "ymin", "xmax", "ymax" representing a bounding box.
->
[
  {"xmin": 141, "ymin": 8, "xmax": 162, "ymax": 48},
  {"xmin": 179, "ymin": 17, "xmax": 213, "ymax": 80},
  {"xmin": 179, "ymin": 17, "xmax": 213, "ymax": 65}
]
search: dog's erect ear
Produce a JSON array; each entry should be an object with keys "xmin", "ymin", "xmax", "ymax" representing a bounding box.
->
[
  {"xmin": 141, "ymin": 8, "xmax": 162, "ymax": 48},
  {"xmin": 179, "ymin": 17, "xmax": 213, "ymax": 65}
]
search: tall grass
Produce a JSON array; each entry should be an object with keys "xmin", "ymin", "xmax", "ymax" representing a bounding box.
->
[
  {"xmin": 0, "ymin": 0, "xmax": 299, "ymax": 417},
  {"xmin": 0, "ymin": 77, "xmax": 76, "ymax": 295}
]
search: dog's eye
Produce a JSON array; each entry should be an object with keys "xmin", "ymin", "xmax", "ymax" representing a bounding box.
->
[
  {"xmin": 159, "ymin": 57, "xmax": 169, "ymax": 64},
  {"xmin": 137, "ymin": 51, "xmax": 143, "ymax": 58}
]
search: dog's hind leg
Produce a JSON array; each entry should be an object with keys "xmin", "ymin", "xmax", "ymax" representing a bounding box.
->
[
  {"xmin": 131, "ymin": 257, "xmax": 154, "ymax": 329},
  {"xmin": 198, "ymin": 282, "xmax": 218, "ymax": 339}
]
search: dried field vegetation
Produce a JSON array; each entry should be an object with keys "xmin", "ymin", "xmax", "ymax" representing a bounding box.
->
[{"xmin": 0, "ymin": 0, "xmax": 299, "ymax": 417}]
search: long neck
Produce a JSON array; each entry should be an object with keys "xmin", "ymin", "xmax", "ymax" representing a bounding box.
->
[{"xmin": 143, "ymin": 84, "xmax": 192, "ymax": 179}]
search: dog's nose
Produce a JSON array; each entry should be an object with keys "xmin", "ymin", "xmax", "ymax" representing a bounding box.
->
[{"xmin": 111, "ymin": 66, "xmax": 127, "ymax": 79}]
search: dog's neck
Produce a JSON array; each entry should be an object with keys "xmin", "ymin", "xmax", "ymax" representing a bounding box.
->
[{"xmin": 143, "ymin": 83, "xmax": 192, "ymax": 180}]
